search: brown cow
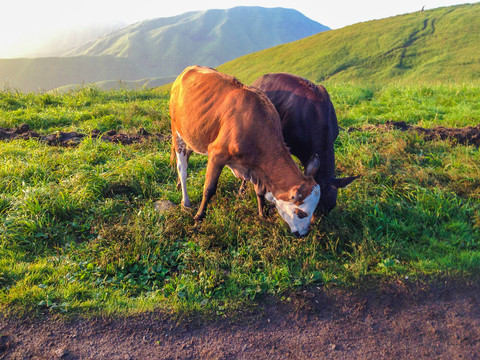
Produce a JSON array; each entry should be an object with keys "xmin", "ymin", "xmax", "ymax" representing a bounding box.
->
[
  {"xmin": 251, "ymin": 73, "xmax": 358, "ymax": 213},
  {"xmin": 169, "ymin": 66, "xmax": 320, "ymax": 236}
]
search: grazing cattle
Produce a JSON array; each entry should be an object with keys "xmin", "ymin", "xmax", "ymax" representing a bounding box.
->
[
  {"xmin": 169, "ymin": 66, "xmax": 320, "ymax": 236},
  {"xmin": 251, "ymin": 73, "xmax": 358, "ymax": 213}
]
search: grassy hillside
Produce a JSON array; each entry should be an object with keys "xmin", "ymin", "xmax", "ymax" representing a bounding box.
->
[
  {"xmin": 0, "ymin": 85, "xmax": 478, "ymax": 315},
  {"xmin": 218, "ymin": 3, "xmax": 480, "ymax": 84}
]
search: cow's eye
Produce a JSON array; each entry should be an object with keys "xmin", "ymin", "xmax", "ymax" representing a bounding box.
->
[{"xmin": 294, "ymin": 208, "xmax": 308, "ymax": 219}]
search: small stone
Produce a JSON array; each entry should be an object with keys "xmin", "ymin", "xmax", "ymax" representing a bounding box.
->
[
  {"xmin": 54, "ymin": 348, "xmax": 67, "ymax": 358},
  {"xmin": 154, "ymin": 200, "xmax": 177, "ymax": 213}
]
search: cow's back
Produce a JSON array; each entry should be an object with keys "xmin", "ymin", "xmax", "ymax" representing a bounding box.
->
[
  {"xmin": 252, "ymin": 73, "xmax": 338, "ymax": 183},
  {"xmin": 169, "ymin": 66, "xmax": 235, "ymax": 154},
  {"xmin": 170, "ymin": 66, "xmax": 284, "ymax": 157}
]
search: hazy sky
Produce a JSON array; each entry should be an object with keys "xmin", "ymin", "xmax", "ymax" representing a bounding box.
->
[{"xmin": 0, "ymin": 0, "xmax": 475, "ymax": 58}]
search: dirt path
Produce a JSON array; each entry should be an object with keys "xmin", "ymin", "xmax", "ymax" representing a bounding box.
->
[{"xmin": 1, "ymin": 279, "xmax": 479, "ymax": 359}]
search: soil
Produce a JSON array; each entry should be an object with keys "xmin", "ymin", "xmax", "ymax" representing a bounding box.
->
[
  {"xmin": 348, "ymin": 121, "xmax": 480, "ymax": 146},
  {"xmin": 1, "ymin": 278, "xmax": 479, "ymax": 359},
  {"xmin": 1, "ymin": 122, "xmax": 480, "ymax": 147},
  {"xmin": 0, "ymin": 124, "xmax": 164, "ymax": 146}
]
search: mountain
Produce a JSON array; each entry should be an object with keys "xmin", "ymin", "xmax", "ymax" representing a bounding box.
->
[
  {"xmin": 0, "ymin": 22, "xmax": 127, "ymax": 59},
  {"xmin": 0, "ymin": 56, "xmax": 147, "ymax": 92},
  {"xmin": 218, "ymin": 3, "xmax": 480, "ymax": 84},
  {"xmin": 24, "ymin": 22, "xmax": 128, "ymax": 58},
  {"xmin": 0, "ymin": 7, "xmax": 328, "ymax": 92},
  {"xmin": 64, "ymin": 7, "xmax": 328, "ymax": 77}
]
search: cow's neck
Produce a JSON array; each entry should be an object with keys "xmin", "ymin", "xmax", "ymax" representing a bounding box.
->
[{"xmin": 254, "ymin": 149, "xmax": 305, "ymax": 196}]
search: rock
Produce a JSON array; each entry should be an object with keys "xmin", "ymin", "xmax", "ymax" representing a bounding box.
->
[
  {"xmin": 54, "ymin": 347, "xmax": 68, "ymax": 358},
  {"xmin": 154, "ymin": 200, "xmax": 177, "ymax": 213}
]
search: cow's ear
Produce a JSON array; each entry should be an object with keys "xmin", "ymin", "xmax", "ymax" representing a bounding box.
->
[
  {"xmin": 305, "ymin": 154, "xmax": 320, "ymax": 176},
  {"xmin": 332, "ymin": 176, "xmax": 359, "ymax": 189}
]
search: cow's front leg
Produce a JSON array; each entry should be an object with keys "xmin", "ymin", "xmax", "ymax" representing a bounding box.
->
[{"xmin": 194, "ymin": 153, "xmax": 226, "ymax": 222}]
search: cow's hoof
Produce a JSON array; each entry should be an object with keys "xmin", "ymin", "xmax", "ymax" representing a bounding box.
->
[
  {"xmin": 181, "ymin": 200, "xmax": 192, "ymax": 209},
  {"xmin": 194, "ymin": 213, "xmax": 204, "ymax": 223},
  {"xmin": 238, "ymin": 182, "xmax": 249, "ymax": 198}
]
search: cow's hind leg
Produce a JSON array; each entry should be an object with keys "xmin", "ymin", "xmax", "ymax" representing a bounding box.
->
[
  {"xmin": 173, "ymin": 133, "xmax": 191, "ymax": 208},
  {"xmin": 254, "ymin": 184, "xmax": 268, "ymax": 217},
  {"xmin": 238, "ymin": 179, "xmax": 248, "ymax": 196},
  {"xmin": 194, "ymin": 151, "xmax": 227, "ymax": 223},
  {"xmin": 256, "ymin": 193, "xmax": 266, "ymax": 217},
  {"xmin": 176, "ymin": 149, "xmax": 192, "ymax": 191}
]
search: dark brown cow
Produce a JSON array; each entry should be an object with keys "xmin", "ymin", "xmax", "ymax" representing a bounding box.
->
[
  {"xmin": 251, "ymin": 73, "xmax": 358, "ymax": 213},
  {"xmin": 169, "ymin": 66, "xmax": 321, "ymax": 236}
]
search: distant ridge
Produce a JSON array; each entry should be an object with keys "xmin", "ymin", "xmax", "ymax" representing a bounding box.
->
[
  {"xmin": 0, "ymin": 56, "xmax": 146, "ymax": 92},
  {"xmin": 0, "ymin": 7, "xmax": 328, "ymax": 92},
  {"xmin": 218, "ymin": 3, "xmax": 480, "ymax": 84},
  {"xmin": 64, "ymin": 7, "xmax": 328, "ymax": 78},
  {"xmin": 21, "ymin": 22, "xmax": 127, "ymax": 58}
]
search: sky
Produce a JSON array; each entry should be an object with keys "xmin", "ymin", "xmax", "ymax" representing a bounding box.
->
[{"xmin": 0, "ymin": 0, "xmax": 475, "ymax": 58}]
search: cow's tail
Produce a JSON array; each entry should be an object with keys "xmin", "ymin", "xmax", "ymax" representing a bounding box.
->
[{"xmin": 170, "ymin": 136, "xmax": 176, "ymax": 168}]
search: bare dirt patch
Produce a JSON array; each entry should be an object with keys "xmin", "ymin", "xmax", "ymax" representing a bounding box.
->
[
  {"xmin": 1, "ymin": 122, "xmax": 480, "ymax": 147},
  {"xmin": 1, "ymin": 278, "xmax": 479, "ymax": 359},
  {"xmin": 0, "ymin": 124, "xmax": 165, "ymax": 146},
  {"xmin": 348, "ymin": 121, "xmax": 480, "ymax": 146}
]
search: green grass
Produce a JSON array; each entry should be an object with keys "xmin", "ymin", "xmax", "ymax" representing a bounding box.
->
[
  {"xmin": 0, "ymin": 85, "xmax": 479, "ymax": 316},
  {"xmin": 330, "ymin": 83, "xmax": 480, "ymax": 128},
  {"xmin": 0, "ymin": 87, "xmax": 170, "ymax": 133},
  {"xmin": 218, "ymin": 3, "xmax": 480, "ymax": 84}
]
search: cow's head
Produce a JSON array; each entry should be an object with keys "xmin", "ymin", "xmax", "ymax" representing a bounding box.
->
[
  {"xmin": 266, "ymin": 155, "xmax": 320, "ymax": 236},
  {"xmin": 317, "ymin": 176, "xmax": 359, "ymax": 214}
]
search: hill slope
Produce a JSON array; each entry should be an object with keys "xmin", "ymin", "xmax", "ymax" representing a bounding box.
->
[
  {"xmin": 218, "ymin": 3, "xmax": 480, "ymax": 84},
  {"xmin": 64, "ymin": 7, "xmax": 328, "ymax": 77}
]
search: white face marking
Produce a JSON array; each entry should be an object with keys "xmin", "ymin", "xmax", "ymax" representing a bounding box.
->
[
  {"xmin": 266, "ymin": 185, "xmax": 320, "ymax": 236},
  {"xmin": 265, "ymin": 192, "xmax": 275, "ymax": 202}
]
